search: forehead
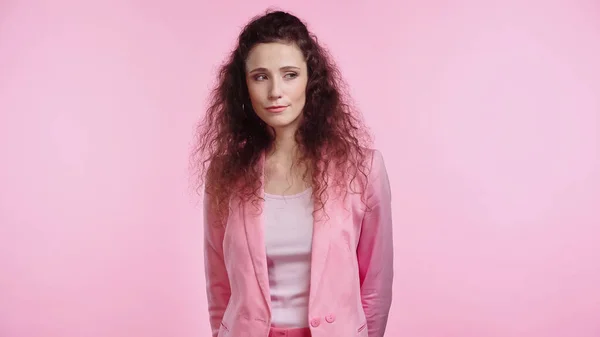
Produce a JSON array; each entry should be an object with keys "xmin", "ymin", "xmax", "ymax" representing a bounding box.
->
[{"xmin": 245, "ymin": 42, "xmax": 306, "ymax": 70}]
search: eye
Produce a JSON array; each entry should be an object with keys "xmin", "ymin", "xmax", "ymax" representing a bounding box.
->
[
  {"xmin": 284, "ymin": 72, "xmax": 299, "ymax": 79},
  {"xmin": 253, "ymin": 74, "xmax": 267, "ymax": 81}
]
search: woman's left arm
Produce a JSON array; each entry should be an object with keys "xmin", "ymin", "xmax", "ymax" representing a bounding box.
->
[{"xmin": 357, "ymin": 149, "xmax": 394, "ymax": 337}]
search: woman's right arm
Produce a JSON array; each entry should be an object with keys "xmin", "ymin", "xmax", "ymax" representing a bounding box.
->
[{"xmin": 203, "ymin": 189, "xmax": 231, "ymax": 337}]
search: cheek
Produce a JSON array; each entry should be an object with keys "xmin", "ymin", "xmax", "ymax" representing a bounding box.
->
[
  {"xmin": 288, "ymin": 82, "xmax": 307, "ymax": 104},
  {"xmin": 246, "ymin": 82, "xmax": 262, "ymax": 103}
]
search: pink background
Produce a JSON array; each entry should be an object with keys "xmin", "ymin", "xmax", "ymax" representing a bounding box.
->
[{"xmin": 1, "ymin": 1, "xmax": 599, "ymax": 336}]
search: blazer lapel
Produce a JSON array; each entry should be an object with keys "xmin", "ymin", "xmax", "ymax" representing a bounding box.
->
[
  {"xmin": 243, "ymin": 152, "xmax": 271, "ymax": 312},
  {"xmin": 308, "ymin": 199, "xmax": 331, "ymax": 308}
]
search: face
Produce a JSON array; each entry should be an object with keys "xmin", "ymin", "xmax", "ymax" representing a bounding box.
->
[{"xmin": 245, "ymin": 42, "xmax": 308, "ymax": 135}]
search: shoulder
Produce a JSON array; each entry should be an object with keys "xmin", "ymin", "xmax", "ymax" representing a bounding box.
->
[
  {"xmin": 361, "ymin": 147, "xmax": 391, "ymax": 204},
  {"xmin": 360, "ymin": 147, "xmax": 386, "ymax": 177},
  {"xmin": 205, "ymin": 155, "xmax": 227, "ymax": 185}
]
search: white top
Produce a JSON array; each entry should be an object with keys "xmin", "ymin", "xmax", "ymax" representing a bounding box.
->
[{"xmin": 263, "ymin": 188, "xmax": 314, "ymax": 328}]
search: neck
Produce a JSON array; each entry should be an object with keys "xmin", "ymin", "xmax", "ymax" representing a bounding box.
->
[
  {"xmin": 266, "ymin": 126, "xmax": 311, "ymax": 186},
  {"xmin": 269, "ymin": 126, "xmax": 299, "ymax": 161}
]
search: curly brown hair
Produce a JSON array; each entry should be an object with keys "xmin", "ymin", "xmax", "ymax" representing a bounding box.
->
[{"xmin": 191, "ymin": 9, "xmax": 372, "ymax": 224}]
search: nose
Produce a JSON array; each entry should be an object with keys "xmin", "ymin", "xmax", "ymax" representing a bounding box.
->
[{"xmin": 268, "ymin": 78, "xmax": 283, "ymax": 99}]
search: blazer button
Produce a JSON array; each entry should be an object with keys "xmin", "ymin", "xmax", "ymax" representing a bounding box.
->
[
  {"xmin": 310, "ymin": 317, "xmax": 321, "ymax": 327},
  {"xmin": 325, "ymin": 314, "xmax": 336, "ymax": 323}
]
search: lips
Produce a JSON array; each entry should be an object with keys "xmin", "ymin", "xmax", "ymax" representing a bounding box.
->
[{"xmin": 265, "ymin": 105, "xmax": 288, "ymax": 113}]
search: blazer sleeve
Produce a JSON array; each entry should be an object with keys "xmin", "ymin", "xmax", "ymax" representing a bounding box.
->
[
  {"xmin": 357, "ymin": 149, "xmax": 394, "ymax": 337},
  {"xmin": 203, "ymin": 188, "xmax": 231, "ymax": 337}
]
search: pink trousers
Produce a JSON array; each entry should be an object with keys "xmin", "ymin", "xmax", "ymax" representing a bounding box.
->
[{"xmin": 268, "ymin": 326, "xmax": 311, "ymax": 337}]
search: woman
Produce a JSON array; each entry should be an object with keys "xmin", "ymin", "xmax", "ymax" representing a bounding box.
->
[{"xmin": 191, "ymin": 9, "xmax": 394, "ymax": 337}]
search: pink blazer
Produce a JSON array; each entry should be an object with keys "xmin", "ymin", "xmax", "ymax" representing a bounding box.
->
[{"xmin": 203, "ymin": 149, "xmax": 394, "ymax": 337}]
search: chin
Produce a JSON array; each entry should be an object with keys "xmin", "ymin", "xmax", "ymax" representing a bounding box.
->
[
  {"xmin": 262, "ymin": 113, "xmax": 301, "ymax": 129},
  {"xmin": 266, "ymin": 120, "xmax": 296, "ymax": 129}
]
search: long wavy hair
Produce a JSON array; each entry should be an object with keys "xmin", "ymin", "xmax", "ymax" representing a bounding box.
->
[{"xmin": 191, "ymin": 9, "xmax": 372, "ymax": 224}]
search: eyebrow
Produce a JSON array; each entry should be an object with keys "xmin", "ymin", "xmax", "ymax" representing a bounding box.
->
[{"xmin": 247, "ymin": 66, "xmax": 301, "ymax": 74}]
